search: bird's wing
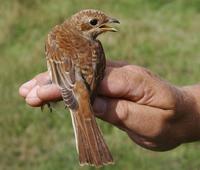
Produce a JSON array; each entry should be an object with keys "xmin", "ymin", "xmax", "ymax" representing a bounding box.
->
[
  {"xmin": 93, "ymin": 40, "xmax": 106, "ymax": 86},
  {"xmin": 45, "ymin": 28, "xmax": 105, "ymax": 108},
  {"xmin": 77, "ymin": 40, "xmax": 106, "ymax": 92},
  {"xmin": 45, "ymin": 31, "xmax": 78, "ymax": 110},
  {"xmin": 84, "ymin": 40, "xmax": 106, "ymax": 103}
]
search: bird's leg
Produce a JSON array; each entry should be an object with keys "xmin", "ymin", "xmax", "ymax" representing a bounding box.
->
[
  {"xmin": 41, "ymin": 79, "xmax": 53, "ymax": 112},
  {"xmin": 41, "ymin": 105, "xmax": 44, "ymax": 112},
  {"xmin": 47, "ymin": 102, "xmax": 53, "ymax": 112},
  {"xmin": 41, "ymin": 103, "xmax": 53, "ymax": 112}
]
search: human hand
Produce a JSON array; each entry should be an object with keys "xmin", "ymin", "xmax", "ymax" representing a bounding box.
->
[{"xmin": 19, "ymin": 61, "xmax": 200, "ymax": 151}]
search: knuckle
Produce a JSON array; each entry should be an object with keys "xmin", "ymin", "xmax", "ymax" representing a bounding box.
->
[
  {"xmin": 119, "ymin": 68, "xmax": 132, "ymax": 83},
  {"xmin": 121, "ymin": 65, "xmax": 143, "ymax": 82},
  {"xmin": 123, "ymin": 65, "xmax": 143, "ymax": 74},
  {"xmin": 122, "ymin": 65, "xmax": 134, "ymax": 71},
  {"xmin": 122, "ymin": 65, "xmax": 154, "ymax": 81},
  {"xmin": 115, "ymin": 100, "xmax": 129, "ymax": 122}
]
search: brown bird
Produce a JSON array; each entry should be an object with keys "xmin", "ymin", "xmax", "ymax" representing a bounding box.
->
[{"xmin": 45, "ymin": 9, "xmax": 119, "ymax": 167}]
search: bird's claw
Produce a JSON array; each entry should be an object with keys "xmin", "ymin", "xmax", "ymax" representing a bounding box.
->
[{"xmin": 41, "ymin": 103, "xmax": 53, "ymax": 112}]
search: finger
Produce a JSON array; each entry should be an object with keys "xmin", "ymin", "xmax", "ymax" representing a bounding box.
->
[
  {"xmin": 34, "ymin": 72, "xmax": 50, "ymax": 86},
  {"xmin": 25, "ymin": 85, "xmax": 43, "ymax": 107},
  {"xmin": 98, "ymin": 65, "xmax": 144, "ymax": 99},
  {"xmin": 37, "ymin": 84, "xmax": 62, "ymax": 102},
  {"xmin": 19, "ymin": 79, "xmax": 37, "ymax": 98},
  {"xmin": 93, "ymin": 96, "xmax": 171, "ymax": 139},
  {"xmin": 93, "ymin": 97, "xmax": 129, "ymax": 126},
  {"xmin": 19, "ymin": 72, "xmax": 50, "ymax": 98},
  {"xmin": 93, "ymin": 96, "xmax": 168, "ymax": 150}
]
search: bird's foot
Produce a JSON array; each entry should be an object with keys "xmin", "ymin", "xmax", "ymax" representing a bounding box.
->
[{"xmin": 41, "ymin": 103, "xmax": 53, "ymax": 112}]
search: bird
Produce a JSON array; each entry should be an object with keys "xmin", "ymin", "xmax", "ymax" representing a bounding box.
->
[{"xmin": 45, "ymin": 9, "xmax": 119, "ymax": 167}]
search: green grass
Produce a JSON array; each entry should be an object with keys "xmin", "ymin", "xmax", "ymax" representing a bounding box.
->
[{"xmin": 1, "ymin": 0, "xmax": 200, "ymax": 169}]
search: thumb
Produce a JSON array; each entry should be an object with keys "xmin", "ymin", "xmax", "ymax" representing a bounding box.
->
[
  {"xmin": 93, "ymin": 97, "xmax": 129, "ymax": 127},
  {"xmin": 93, "ymin": 96, "xmax": 170, "ymax": 139}
]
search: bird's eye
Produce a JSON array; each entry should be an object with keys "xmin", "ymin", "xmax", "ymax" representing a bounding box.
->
[{"xmin": 89, "ymin": 19, "xmax": 98, "ymax": 26}]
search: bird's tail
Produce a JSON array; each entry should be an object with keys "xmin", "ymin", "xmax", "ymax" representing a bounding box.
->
[{"xmin": 69, "ymin": 107, "xmax": 113, "ymax": 167}]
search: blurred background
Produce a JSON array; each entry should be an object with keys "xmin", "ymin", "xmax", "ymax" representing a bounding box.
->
[{"xmin": 1, "ymin": 0, "xmax": 200, "ymax": 169}]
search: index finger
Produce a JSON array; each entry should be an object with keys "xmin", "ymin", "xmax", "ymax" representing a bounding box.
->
[{"xmin": 98, "ymin": 65, "xmax": 145, "ymax": 100}]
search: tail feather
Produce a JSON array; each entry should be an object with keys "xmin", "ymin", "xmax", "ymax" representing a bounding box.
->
[{"xmin": 70, "ymin": 109, "xmax": 113, "ymax": 167}]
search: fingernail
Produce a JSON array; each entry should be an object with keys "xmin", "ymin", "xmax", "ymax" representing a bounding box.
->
[
  {"xmin": 93, "ymin": 97, "xmax": 107, "ymax": 117},
  {"xmin": 19, "ymin": 86, "xmax": 29, "ymax": 97},
  {"xmin": 26, "ymin": 85, "xmax": 42, "ymax": 105},
  {"xmin": 19, "ymin": 79, "xmax": 37, "ymax": 97}
]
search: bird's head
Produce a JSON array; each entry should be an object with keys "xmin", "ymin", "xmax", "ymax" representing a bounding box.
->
[{"xmin": 70, "ymin": 9, "xmax": 120, "ymax": 39}]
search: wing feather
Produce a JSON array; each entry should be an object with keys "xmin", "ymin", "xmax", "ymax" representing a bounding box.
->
[
  {"xmin": 45, "ymin": 26, "xmax": 105, "ymax": 109},
  {"xmin": 45, "ymin": 32, "xmax": 78, "ymax": 110}
]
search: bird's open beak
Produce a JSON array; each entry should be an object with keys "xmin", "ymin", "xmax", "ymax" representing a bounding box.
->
[{"xmin": 99, "ymin": 18, "xmax": 120, "ymax": 32}]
